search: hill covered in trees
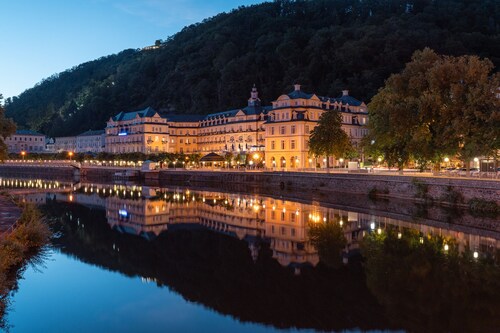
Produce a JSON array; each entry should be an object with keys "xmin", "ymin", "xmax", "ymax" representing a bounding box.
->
[{"xmin": 4, "ymin": 0, "xmax": 500, "ymax": 137}]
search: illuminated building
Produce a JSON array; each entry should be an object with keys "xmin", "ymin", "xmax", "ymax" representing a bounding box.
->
[
  {"xmin": 76, "ymin": 130, "xmax": 106, "ymax": 153},
  {"xmin": 264, "ymin": 85, "xmax": 369, "ymax": 169},
  {"xmin": 105, "ymin": 107, "xmax": 169, "ymax": 154},
  {"xmin": 5, "ymin": 130, "xmax": 46, "ymax": 154}
]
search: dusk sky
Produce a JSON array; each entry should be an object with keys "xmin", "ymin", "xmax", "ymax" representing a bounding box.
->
[{"xmin": 0, "ymin": 0, "xmax": 263, "ymax": 100}]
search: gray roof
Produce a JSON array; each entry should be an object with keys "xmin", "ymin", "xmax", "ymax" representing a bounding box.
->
[
  {"xmin": 164, "ymin": 114, "xmax": 205, "ymax": 122},
  {"xmin": 287, "ymin": 90, "xmax": 314, "ymax": 100},
  {"xmin": 286, "ymin": 86, "xmax": 364, "ymax": 106},
  {"xmin": 78, "ymin": 129, "xmax": 105, "ymax": 137},
  {"xmin": 320, "ymin": 95, "xmax": 363, "ymax": 107},
  {"xmin": 15, "ymin": 129, "xmax": 45, "ymax": 136},
  {"xmin": 205, "ymin": 105, "xmax": 270, "ymax": 120},
  {"xmin": 112, "ymin": 107, "xmax": 157, "ymax": 121}
]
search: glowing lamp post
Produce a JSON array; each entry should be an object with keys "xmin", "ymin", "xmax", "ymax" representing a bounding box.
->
[
  {"xmin": 21, "ymin": 151, "xmax": 26, "ymax": 161},
  {"xmin": 252, "ymin": 153, "xmax": 259, "ymax": 168},
  {"xmin": 68, "ymin": 151, "xmax": 74, "ymax": 161}
]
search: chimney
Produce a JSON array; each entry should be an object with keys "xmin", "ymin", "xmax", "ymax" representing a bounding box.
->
[
  {"xmin": 294, "ymin": 84, "xmax": 301, "ymax": 91},
  {"xmin": 342, "ymin": 90, "xmax": 349, "ymax": 96}
]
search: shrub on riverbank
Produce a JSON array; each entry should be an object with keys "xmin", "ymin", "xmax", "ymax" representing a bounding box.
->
[{"xmin": 0, "ymin": 201, "xmax": 50, "ymax": 329}]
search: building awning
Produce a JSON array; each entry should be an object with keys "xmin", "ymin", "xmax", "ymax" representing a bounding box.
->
[{"xmin": 200, "ymin": 152, "xmax": 225, "ymax": 162}]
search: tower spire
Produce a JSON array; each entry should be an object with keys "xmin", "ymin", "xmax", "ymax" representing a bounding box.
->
[{"xmin": 248, "ymin": 84, "xmax": 261, "ymax": 107}]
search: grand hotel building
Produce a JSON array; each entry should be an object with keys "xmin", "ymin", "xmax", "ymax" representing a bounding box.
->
[{"xmin": 105, "ymin": 85, "xmax": 369, "ymax": 168}]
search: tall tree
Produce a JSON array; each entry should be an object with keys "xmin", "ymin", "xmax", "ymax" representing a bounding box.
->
[
  {"xmin": 308, "ymin": 110, "xmax": 353, "ymax": 167},
  {"xmin": 366, "ymin": 48, "xmax": 500, "ymax": 171},
  {"xmin": 0, "ymin": 95, "xmax": 16, "ymax": 161}
]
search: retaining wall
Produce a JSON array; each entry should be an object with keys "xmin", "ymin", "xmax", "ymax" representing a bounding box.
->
[{"xmin": 158, "ymin": 171, "xmax": 500, "ymax": 205}]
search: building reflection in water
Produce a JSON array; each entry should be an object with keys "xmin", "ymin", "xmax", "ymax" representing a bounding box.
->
[{"xmin": 2, "ymin": 178, "xmax": 499, "ymax": 268}]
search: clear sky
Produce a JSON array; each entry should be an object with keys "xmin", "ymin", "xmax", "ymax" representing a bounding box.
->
[{"xmin": 0, "ymin": 0, "xmax": 263, "ymax": 100}]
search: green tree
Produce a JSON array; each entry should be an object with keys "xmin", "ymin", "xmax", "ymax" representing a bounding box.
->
[
  {"xmin": 366, "ymin": 48, "xmax": 500, "ymax": 172},
  {"xmin": 308, "ymin": 219, "xmax": 347, "ymax": 269},
  {"xmin": 308, "ymin": 110, "xmax": 353, "ymax": 167},
  {"xmin": 0, "ymin": 95, "xmax": 16, "ymax": 161}
]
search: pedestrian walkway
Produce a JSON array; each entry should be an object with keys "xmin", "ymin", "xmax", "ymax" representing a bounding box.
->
[{"xmin": 0, "ymin": 195, "xmax": 21, "ymax": 235}]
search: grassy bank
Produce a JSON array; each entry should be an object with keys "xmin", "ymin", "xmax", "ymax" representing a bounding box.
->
[{"xmin": 0, "ymin": 201, "xmax": 51, "ymax": 329}]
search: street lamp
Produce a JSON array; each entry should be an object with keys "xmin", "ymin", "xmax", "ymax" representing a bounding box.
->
[
  {"xmin": 68, "ymin": 151, "xmax": 74, "ymax": 161},
  {"xmin": 21, "ymin": 151, "xmax": 26, "ymax": 161},
  {"xmin": 339, "ymin": 158, "xmax": 344, "ymax": 168},
  {"xmin": 252, "ymin": 153, "xmax": 260, "ymax": 168},
  {"xmin": 444, "ymin": 157, "xmax": 450, "ymax": 169}
]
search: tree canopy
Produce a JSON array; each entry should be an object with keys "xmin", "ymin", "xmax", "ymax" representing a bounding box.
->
[
  {"xmin": 365, "ymin": 48, "xmax": 500, "ymax": 169},
  {"xmin": 4, "ymin": 0, "xmax": 500, "ymax": 137},
  {"xmin": 0, "ymin": 95, "xmax": 16, "ymax": 161},
  {"xmin": 308, "ymin": 109, "xmax": 353, "ymax": 166}
]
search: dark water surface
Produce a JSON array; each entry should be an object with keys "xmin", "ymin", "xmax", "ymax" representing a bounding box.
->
[{"xmin": 1, "ymin": 178, "xmax": 499, "ymax": 332}]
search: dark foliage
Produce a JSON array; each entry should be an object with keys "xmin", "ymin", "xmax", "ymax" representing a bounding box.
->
[{"xmin": 5, "ymin": 0, "xmax": 500, "ymax": 137}]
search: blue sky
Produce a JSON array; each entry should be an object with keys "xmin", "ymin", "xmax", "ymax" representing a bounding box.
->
[{"xmin": 0, "ymin": 0, "xmax": 263, "ymax": 99}]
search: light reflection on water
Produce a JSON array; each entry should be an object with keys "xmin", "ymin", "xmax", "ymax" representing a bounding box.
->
[{"xmin": 1, "ymin": 178, "xmax": 499, "ymax": 332}]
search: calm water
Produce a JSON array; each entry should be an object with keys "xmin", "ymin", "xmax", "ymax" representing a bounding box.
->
[{"xmin": 1, "ymin": 178, "xmax": 499, "ymax": 332}]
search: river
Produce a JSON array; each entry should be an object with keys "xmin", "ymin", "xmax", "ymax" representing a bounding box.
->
[{"xmin": 1, "ymin": 177, "xmax": 499, "ymax": 332}]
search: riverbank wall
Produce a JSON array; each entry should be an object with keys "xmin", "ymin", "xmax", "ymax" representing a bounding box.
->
[
  {"xmin": 0, "ymin": 164, "xmax": 74, "ymax": 180},
  {"xmin": 1, "ymin": 164, "xmax": 499, "ymax": 206},
  {"xmin": 155, "ymin": 170, "xmax": 500, "ymax": 206}
]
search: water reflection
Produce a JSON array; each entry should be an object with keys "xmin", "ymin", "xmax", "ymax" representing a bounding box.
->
[
  {"xmin": 361, "ymin": 228, "xmax": 500, "ymax": 332},
  {"xmin": 2, "ymin": 178, "xmax": 500, "ymax": 332}
]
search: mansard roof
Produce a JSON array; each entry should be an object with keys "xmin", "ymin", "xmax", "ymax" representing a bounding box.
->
[
  {"xmin": 164, "ymin": 114, "xmax": 205, "ymax": 122},
  {"xmin": 287, "ymin": 89, "xmax": 315, "ymax": 99},
  {"xmin": 320, "ymin": 94, "xmax": 363, "ymax": 107},
  {"xmin": 78, "ymin": 129, "xmax": 105, "ymax": 137},
  {"xmin": 112, "ymin": 107, "xmax": 158, "ymax": 121},
  {"xmin": 15, "ymin": 129, "xmax": 45, "ymax": 136},
  {"xmin": 204, "ymin": 105, "xmax": 270, "ymax": 120}
]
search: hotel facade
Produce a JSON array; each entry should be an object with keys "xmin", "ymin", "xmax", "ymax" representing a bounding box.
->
[
  {"xmin": 105, "ymin": 85, "xmax": 369, "ymax": 168},
  {"xmin": 5, "ymin": 130, "xmax": 46, "ymax": 154}
]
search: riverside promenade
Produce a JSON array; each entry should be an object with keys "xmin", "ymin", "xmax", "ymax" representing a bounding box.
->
[{"xmin": 0, "ymin": 195, "xmax": 21, "ymax": 235}]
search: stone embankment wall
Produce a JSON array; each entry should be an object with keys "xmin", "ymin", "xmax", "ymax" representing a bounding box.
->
[
  {"xmin": 1, "ymin": 164, "xmax": 498, "ymax": 205},
  {"xmin": 0, "ymin": 165, "xmax": 127, "ymax": 182},
  {"xmin": 158, "ymin": 171, "xmax": 500, "ymax": 205},
  {"xmin": 0, "ymin": 164, "xmax": 74, "ymax": 180}
]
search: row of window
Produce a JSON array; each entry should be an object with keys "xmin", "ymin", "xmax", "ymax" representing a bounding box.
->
[
  {"xmin": 269, "ymin": 125, "xmax": 306, "ymax": 135},
  {"xmin": 270, "ymin": 140, "xmax": 304, "ymax": 150},
  {"xmin": 8, "ymin": 145, "xmax": 44, "ymax": 151},
  {"xmin": 7, "ymin": 136, "xmax": 44, "ymax": 142}
]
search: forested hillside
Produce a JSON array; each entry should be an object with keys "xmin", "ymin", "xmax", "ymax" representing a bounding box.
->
[{"xmin": 5, "ymin": 0, "xmax": 500, "ymax": 137}]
